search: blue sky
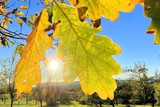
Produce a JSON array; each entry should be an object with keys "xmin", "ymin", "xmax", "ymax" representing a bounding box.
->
[
  {"xmin": 0, "ymin": 1, "xmax": 160, "ymax": 79},
  {"xmin": 103, "ymin": 4, "xmax": 160, "ymax": 78}
]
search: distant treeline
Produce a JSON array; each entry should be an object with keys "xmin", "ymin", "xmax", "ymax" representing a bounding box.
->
[{"xmin": 1, "ymin": 59, "xmax": 160, "ymax": 107}]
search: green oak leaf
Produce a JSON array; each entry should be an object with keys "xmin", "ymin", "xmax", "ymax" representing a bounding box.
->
[
  {"xmin": 144, "ymin": 0, "xmax": 160, "ymax": 44},
  {"xmin": 52, "ymin": 3, "xmax": 121, "ymax": 100}
]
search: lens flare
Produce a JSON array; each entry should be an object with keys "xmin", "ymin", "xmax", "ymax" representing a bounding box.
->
[{"xmin": 49, "ymin": 60, "xmax": 59, "ymax": 70}]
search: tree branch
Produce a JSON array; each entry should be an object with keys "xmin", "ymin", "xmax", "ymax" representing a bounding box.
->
[{"xmin": 0, "ymin": 31, "xmax": 26, "ymax": 40}]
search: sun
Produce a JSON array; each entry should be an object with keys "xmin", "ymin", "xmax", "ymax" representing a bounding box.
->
[{"xmin": 49, "ymin": 60, "xmax": 59, "ymax": 70}]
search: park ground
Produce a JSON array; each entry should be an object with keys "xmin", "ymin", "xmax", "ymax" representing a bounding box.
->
[{"xmin": 0, "ymin": 100, "xmax": 160, "ymax": 107}]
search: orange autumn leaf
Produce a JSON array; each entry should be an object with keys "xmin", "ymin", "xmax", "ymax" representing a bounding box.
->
[{"xmin": 14, "ymin": 7, "xmax": 53, "ymax": 98}]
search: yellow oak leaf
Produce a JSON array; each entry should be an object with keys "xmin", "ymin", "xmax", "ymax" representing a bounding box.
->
[
  {"xmin": 17, "ymin": 11, "xmax": 24, "ymax": 16},
  {"xmin": 68, "ymin": 0, "xmax": 144, "ymax": 27},
  {"xmin": 0, "ymin": 6, "xmax": 7, "ymax": 14},
  {"xmin": 48, "ymin": 0, "xmax": 53, "ymax": 3},
  {"xmin": 52, "ymin": 3, "xmax": 121, "ymax": 100},
  {"xmin": 0, "ymin": 23, "xmax": 7, "ymax": 30},
  {"xmin": 17, "ymin": 18, "xmax": 23, "ymax": 26},
  {"xmin": 14, "ymin": 7, "xmax": 53, "ymax": 98}
]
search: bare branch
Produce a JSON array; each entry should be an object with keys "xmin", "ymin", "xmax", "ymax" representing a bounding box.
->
[
  {"xmin": 0, "ymin": 31, "xmax": 26, "ymax": 40},
  {"xmin": 25, "ymin": 0, "xmax": 31, "ymax": 17}
]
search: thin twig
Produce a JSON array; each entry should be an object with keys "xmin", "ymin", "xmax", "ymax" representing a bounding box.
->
[
  {"xmin": 0, "ymin": 31, "xmax": 26, "ymax": 40},
  {"xmin": 8, "ymin": 0, "xmax": 20, "ymax": 8},
  {"xmin": 0, "ymin": 25, "xmax": 28, "ymax": 36},
  {"xmin": 25, "ymin": 0, "xmax": 31, "ymax": 17}
]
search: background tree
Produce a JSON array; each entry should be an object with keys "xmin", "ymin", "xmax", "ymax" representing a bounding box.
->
[
  {"xmin": 131, "ymin": 73, "xmax": 155, "ymax": 105},
  {"xmin": 87, "ymin": 93, "xmax": 104, "ymax": 107},
  {"xmin": 45, "ymin": 82, "xmax": 57, "ymax": 106},
  {"xmin": 58, "ymin": 87, "xmax": 73, "ymax": 104},
  {"xmin": 124, "ymin": 62, "xmax": 147, "ymax": 104},
  {"xmin": 117, "ymin": 79, "xmax": 133, "ymax": 107},
  {"xmin": 153, "ymin": 71, "xmax": 160, "ymax": 105},
  {"xmin": 0, "ymin": 55, "xmax": 17, "ymax": 107},
  {"xmin": 37, "ymin": 83, "xmax": 47, "ymax": 107},
  {"xmin": 154, "ymin": 82, "xmax": 160, "ymax": 105},
  {"xmin": 0, "ymin": 71, "xmax": 6, "ymax": 104},
  {"xmin": 30, "ymin": 86, "xmax": 42, "ymax": 105},
  {"xmin": 71, "ymin": 84, "xmax": 85, "ymax": 102},
  {"xmin": 123, "ymin": 62, "xmax": 156, "ymax": 106}
]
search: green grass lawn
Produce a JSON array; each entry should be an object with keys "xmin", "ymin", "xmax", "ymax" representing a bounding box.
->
[
  {"xmin": 1, "ymin": 100, "xmax": 160, "ymax": 107},
  {"xmin": 0, "ymin": 100, "xmax": 92, "ymax": 107},
  {"xmin": 0, "ymin": 100, "xmax": 88, "ymax": 107},
  {"xmin": 0, "ymin": 98, "xmax": 45, "ymax": 107}
]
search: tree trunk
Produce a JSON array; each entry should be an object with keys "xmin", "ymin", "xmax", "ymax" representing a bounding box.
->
[
  {"xmin": 91, "ymin": 101, "xmax": 93, "ymax": 106},
  {"xmin": 26, "ymin": 97, "xmax": 28, "ymax": 104},
  {"xmin": 4, "ymin": 99, "xmax": 6, "ymax": 104},
  {"xmin": 115, "ymin": 100, "xmax": 118, "ymax": 106},
  {"xmin": 111, "ymin": 100, "xmax": 115, "ymax": 107},
  {"xmin": 152, "ymin": 101, "xmax": 154, "ymax": 107},
  {"xmin": 11, "ymin": 100, "xmax": 13, "ymax": 107},
  {"xmin": 95, "ymin": 103, "xmax": 98, "ymax": 107},
  {"xmin": 35, "ymin": 99, "xmax": 37, "ymax": 105},
  {"xmin": 126, "ymin": 104, "xmax": 130, "ymax": 107},
  {"xmin": 40, "ymin": 101, "xmax": 43, "ymax": 107},
  {"xmin": 99, "ymin": 101, "xmax": 103, "ymax": 107}
]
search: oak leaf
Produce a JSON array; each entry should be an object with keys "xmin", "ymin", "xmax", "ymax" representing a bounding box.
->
[
  {"xmin": 68, "ymin": 0, "xmax": 144, "ymax": 27},
  {"xmin": 20, "ymin": 6, "xmax": 28, "ymax": 9},
  {"xmin": 17, "ymin": 18, "xmax": 23, "ymax": 26},
  {"xmin": 0, "ymin": 6, "xmax": 6, "ymax": 14},
  {"xmin": 17, "ymin": 11, "xmax": 24, "ymax": 16},
  {"xmin": 144, "ymin": 0, "xmax": 160, "ymax": 44},
  {"xmin": 48, "ymin": 0, "xmax": 54, "ymax": 3},
  {"xmin": 52, "ymin": 3, "xmax": 121, "ymax": 100},
  {"xmin": 15, "ymin": 7, "xmax": 53, "ymax": 98},
  {"xmin": 0, "ymin": 23, "xmax": 7, "ymax": 30}
]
